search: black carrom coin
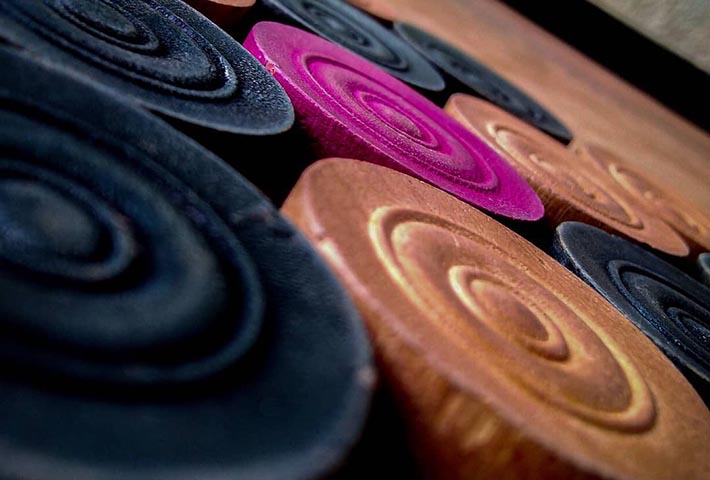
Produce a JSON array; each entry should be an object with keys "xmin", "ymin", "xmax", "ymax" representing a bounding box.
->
[
  {"xmin": 0, "ymin": 0, "xmax": 294, "ymax": 134},
  {"xmin": 553, "ymin": 222, "xmax": 709, "ymax": 404},
  {"xmin": 0, "ymin": 47, "xmax": 373, "ymax": 480},
  {"xmin": 250, "ymin": 0, "xmax": 446, "ymax": 92},
  {"xmin": 394, "ymin": 22, "xmax": 573, "ymax": 144}
]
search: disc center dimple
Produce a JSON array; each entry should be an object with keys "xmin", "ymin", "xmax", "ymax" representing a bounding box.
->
[
  {"xmin": 0, "ymin": 178, "xmax": 101, "ymax": 259},
  {"xmin": 470, "ymin": 279, "xmax": 548, "ymax": 341},
  {"xmin": 359, "ymin": 91, "xmax": 425, "ymax": 140},
  {"xmin": 61, "ymin": 0, "xmax": 141, "ymax": 41}
]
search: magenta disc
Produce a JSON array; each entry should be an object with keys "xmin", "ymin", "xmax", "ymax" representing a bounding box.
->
[{"xmin": 243, "ymin": 22, "xmax": 543, "ymax": 221}]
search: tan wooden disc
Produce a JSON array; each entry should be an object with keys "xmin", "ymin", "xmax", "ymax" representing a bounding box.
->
[
  {"xmin": 345, "ymin": 0, "xmax": 399, "ymax": 21},
  {"xmin": 186, "ymin": 0, "xmax": 255, "ymax": 27},
  {"xmin": 573, "ymin": 142, "xmax": 710, "ymax": 256},
  {"xmin": 445, "ymin": 93, "xmax": 689, "ymax": 257},
  {"xmin": 282, "ymin": 158, "xmax": 710, "ymax": 480}
]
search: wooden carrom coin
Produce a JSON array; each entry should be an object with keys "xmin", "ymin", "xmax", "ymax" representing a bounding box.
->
[
  {"xmin": 283, "ymin": 158, "xmax": 710, "ymax": 480},
  {"xmin": 574, "ymin": 142, "xmax": 710, "ymax": 257},
  {"xmin": 445, "ymin": 94, "xmax": 689, "ymax": 257}
]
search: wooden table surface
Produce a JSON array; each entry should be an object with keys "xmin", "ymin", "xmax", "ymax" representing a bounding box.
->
[{"xmin": 350, "ymin": 0, "xmax": 710, "ymax": 212}]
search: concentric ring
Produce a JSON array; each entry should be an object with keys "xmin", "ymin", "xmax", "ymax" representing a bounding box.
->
[
  {"xmin": 554, "ymin": 221, "xmax": 710, "ymax": 405},
  {"xmin": 445, "ymin": 94, "xmax": 689, "ymax": 256},
  {"xmin": 575, "ymin": 143, "xmax": 710, "ymax": 256},
  {"xmin": 245, "ymin": 22, "xmax": 543, "ymax": 221},
  {"xmin": 369, "ymin": 206, "xmax": 655, "ymax": 433},
  {"xmin": 0, "ymin": 0, "xmax": 294, "ymax": 133},
  {"xmin": 282, "ymin": 158, "xmax": 710, "ymax": 480},
  {"xmin": 259, "ymin": 0, "xmax": 445, "ymax": 91},
  {"xmin": 0, "ymin": 47, "xmax": 371, "ymax": 480}
]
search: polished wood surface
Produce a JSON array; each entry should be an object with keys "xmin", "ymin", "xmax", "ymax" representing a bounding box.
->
[
  {"xmin": 445, "ymin": 94, "xmax": 689, "ymax": 257},
  {"xmin": 282, "ymin": 159, "xmax": 710, "ymax": 480},
  {"xmin": 573, "ymin": 142, "xmax": 710, "ymax": 256},
  {"xmin": 347, "ymin": 0, "xmax": 710, "ymax": 213}
]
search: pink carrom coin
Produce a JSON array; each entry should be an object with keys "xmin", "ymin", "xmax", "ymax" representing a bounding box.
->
[{"xmin": 243, "ymin": 21, "xmax": 543, "ymax": 221}]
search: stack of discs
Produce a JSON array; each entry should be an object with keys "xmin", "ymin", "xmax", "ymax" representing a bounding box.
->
[
  {"xmin": 445, "ymin": 93, "xmax": 689, "ymax": 257},
  {"xmin": 283, "ymin": 158, "xmax": 710, "ymax": 480}
]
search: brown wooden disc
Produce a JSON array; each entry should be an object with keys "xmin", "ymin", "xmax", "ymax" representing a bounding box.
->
[
  {"xmin": 282, "ymin": 158, "xmax": 710, "ymax": 480},
  {"xmin": 573, "ymin": 142, "xmax": 710, "ymax": 256},
  {"xmin": 445, "ymin": 94, "xmax": 689, "ymax": 257},
  {"xmin": 186, "ymin": 0, "xmax": 255, "ymax": 27},
  {"xmin": 345, "ymin": 0, "xmax": 399, "ymax": 22}
]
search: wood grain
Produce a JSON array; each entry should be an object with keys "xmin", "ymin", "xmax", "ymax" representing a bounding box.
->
[
  {"xmin": 445, "ymin": 94, "xmax": 689, "ymax": 257},
  {"xmin": 573, "ymin": 142, "xmax": 710, "ymax": 256},
  {"xmin": 283, "ymin": 158, "xmax": 710, "ymax": 480},
  {"xmin": 347, "ymin": 0, "xmax": 710, "ymax": 212}
]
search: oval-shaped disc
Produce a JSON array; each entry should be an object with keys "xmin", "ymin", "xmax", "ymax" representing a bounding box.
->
[
  {"xmin": 0, "ymin": 47, "xmax": 372, "ymax": 480},
  {"xmin": 574, "ymin": 142, "xmax": 710, "ymax": 256},
  {"xmin": 244, "ymin": 21, "xmax": 544, "ymax": 221},
  {"xmin": 445, "ymin": 93, "xmax": 689, "ymax": 256},
  {"xmin": 258, "ymin": 0, "xmax": 445, "ymax": 92},
  {"xmin": 553, "ymin": 221, "xmax": 710, "ymax": 404},
  {"xmin": 282, "ymin": 158, "xmax": 710, "ymax": 480},
  {"xmin": 0, "ymin": 0, "xmax": 294, "ymax": 134}
]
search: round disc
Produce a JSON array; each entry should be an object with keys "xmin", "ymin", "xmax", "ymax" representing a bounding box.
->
[
  {"xmin": 244, "ymin": 21, "xmax": 543, "ymax": 221},
  {"xmin": 0, "ymin": 0, "xmax": 294, "ymax": 134},
  {"xmin": 259, "ymin": 0, "xmax": 445, "ymax": 91},
  {"xmin": 445, "ymin": 93, "xmax": 689, "ymax": 256},
  {"xmin": 574, "ymin": 142, "xmax": 710, "ymax": 256},
  {"xmin": 282, "ymin": 158, "xmax": 710, "ymax": 480},
  {"xmin": 394, "ymin": 22, "xmax": 573, "ymax": 144},
  {"xmin": 0, "ymin": 47, "xmax": 372, "ymax": 480},
  {"xmin": 553, "ymin": 221, "xmax": 710, "ymax": 404}
]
